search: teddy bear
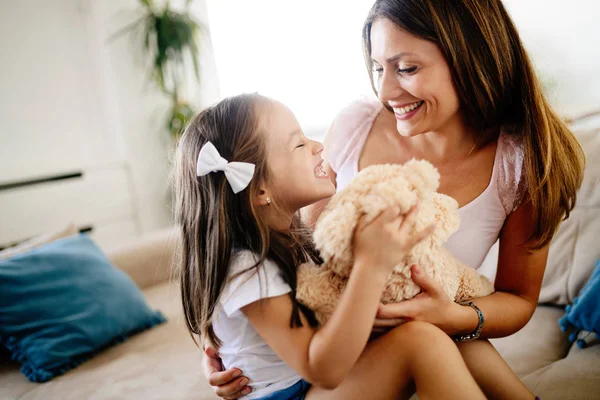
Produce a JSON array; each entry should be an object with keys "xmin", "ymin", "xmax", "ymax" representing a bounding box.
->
[{"xmin": 296, "ymin": 159, "xmax": 494, "ymax": 325}]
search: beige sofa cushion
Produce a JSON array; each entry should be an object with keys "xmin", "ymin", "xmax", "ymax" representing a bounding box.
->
[
  {"xmin": 491, "ymin": 306, "xmax": 572, "ymax": 377},
  {"xmin": 0, "ymin": 223, "xmax": 78, "ymax": 260},
  {"xmin": 521, "ymin": 344, "xmax": 600, "ymax": 400},
  {"xmin": 107, "ymin": 227, "xmax": 179, "ymax": 289},
  {"xmin": 0, "ymin": 281, "xmax": 216, "ymax": 400},
  {"xmin": 539, "ymin": 122, "xmax": 600, "ymax": 304},
  {"xmin": 492, "ymin": 305, "xmax": 600, "ymax": 400}
]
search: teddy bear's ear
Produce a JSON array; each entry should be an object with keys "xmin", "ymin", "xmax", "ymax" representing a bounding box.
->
[{"xmin": 403, "ymin": 159, "xmax": 440, "ymax": 193}]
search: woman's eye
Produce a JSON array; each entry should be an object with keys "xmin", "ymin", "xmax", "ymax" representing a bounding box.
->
[
  {"xmin": 295, "ymin": 143, "xmax": 305, "ymax": 149},
  {"xmin": 398, "ymin": 67, "xmax": 417, "ymax": 75}
]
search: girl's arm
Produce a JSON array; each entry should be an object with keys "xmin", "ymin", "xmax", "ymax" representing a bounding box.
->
[
  {"xmin": 244, "ymin": 206, "xmax": 433, "ymax": 389},
  {"xmin": 242, "ymin": 259, "xmax": 387, "ymax": 389}
]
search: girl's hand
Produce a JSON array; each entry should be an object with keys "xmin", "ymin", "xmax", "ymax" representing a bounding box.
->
[
  {"xmin": 375, "ymin": 265, "xmax": 460, "ymax": 334},
  {"xmin": 353, "ymin": 204, "xmax": 434, "ymax": 277},
  {"xmin": 203, "ymin": 346, "xmax": 252, "ymax": 399}
]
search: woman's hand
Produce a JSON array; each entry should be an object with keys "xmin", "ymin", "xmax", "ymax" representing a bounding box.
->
[
  {"xmin": 203, "ymin": 345, "xmax": 252, "ymax": 399},
  {"xmin": 375, "ymin": 265, "xmax": 462, "ymax": 334}
]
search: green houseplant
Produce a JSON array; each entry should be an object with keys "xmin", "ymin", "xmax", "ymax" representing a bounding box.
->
[{"xmin": 113, "ymin": 0, "xmax": 203, "ymax": 138}]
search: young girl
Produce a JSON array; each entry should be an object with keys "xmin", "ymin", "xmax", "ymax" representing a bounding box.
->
[{"xmin": 172, "ymin": 93, "xmax": 489, "ymax": 400}]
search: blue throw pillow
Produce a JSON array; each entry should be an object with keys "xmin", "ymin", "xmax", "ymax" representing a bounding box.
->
[
  {"xmin": 0, "ymin": 234, "xmax": 166, "ymax": 382},
  {"xmin": 559, "ymin": 260, "xmax": 600, "ymax": 348}
]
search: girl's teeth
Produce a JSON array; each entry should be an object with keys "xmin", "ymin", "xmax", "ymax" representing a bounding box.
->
[{"xmin": 315, "ymin": 165, "xmax": 327, "ymax": 177}]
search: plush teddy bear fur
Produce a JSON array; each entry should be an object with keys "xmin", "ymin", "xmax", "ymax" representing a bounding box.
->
[{"xmin": 297, "ymin": 160, "xmax": 494, "ymax": 325}]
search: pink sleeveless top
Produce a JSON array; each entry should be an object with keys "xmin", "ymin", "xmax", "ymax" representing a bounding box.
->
[{"xmin": 327, "ymin": 97, "xmax": 526, "ymax": 270}]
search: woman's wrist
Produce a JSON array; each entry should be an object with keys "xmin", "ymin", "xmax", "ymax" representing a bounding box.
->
[{"xmin": 447, "ymin": 301, "xmax": 481, "ymax": 336}]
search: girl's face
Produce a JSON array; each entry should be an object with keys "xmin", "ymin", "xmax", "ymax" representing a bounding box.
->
[
  {"xmin": 260, "ymin": 101, "xmax": 335, "ymax": 212},
  {"xmin": 370, "ymin": 18, "xmax": 462, "ymax": 137}
]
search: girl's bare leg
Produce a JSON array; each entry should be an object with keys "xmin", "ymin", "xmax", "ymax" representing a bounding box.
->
[
  {"xmin": 306, "ymin": 321, "xmax": 486, "ymax": 400},
  {"xmin": 457, "ymin": 339, "xmax": 535, "ymax": 400}
]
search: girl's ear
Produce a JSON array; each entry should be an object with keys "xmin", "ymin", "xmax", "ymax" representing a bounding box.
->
[{"xmin": 255, "ymin": 188, "xmax": 272, "ymax": 207}]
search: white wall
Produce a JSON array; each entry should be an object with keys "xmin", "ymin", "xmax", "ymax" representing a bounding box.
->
[
  {"xmin": 503, "ymin": 0, "xmax": 600, "ymax": 117},
  {"xmin": 207, "ymin": 0, "xmax": 599, "ymax": 138},
  {"xmin": 1, "ymin": 0, "xmax": 597, "ymax": 248},
  {"xmin": 206, "ymin": 0, "xmax": 374, "ymax": 136},
  {"xmin": 0, "ymin": 0, "xmax": 219, "ymax": 249}
]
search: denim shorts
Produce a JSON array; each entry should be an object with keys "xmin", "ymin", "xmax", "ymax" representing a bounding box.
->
[{"xmin": 255, "ymin": 379, "xmax": 311, "ymax": 400}]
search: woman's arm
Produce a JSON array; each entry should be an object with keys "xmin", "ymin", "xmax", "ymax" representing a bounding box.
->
[
  {"xmin": 464, "ymin": 198, "xmax": 550, "ymax": 338},
  {"xmin": 376, "ymin": 199, "xmax": 550, "ymax": 339}
]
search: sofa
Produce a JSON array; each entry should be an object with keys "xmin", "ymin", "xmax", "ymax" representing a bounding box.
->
[
  {"xmin": 0, "ymin": 229, "xmax": 217, "ymax": 400},
  {"xmin": 1, "ymin": 119, "xmax": 599, "ymax": 399}
]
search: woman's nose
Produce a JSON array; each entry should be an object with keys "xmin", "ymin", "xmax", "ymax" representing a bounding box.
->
[{"xmin": 377, "ymin": 70, "xmax": 404, "ymax": 103}]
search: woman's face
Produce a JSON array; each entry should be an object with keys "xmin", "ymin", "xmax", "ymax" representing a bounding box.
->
[{"xmin": 370, "ymin": 18, "xmax": 461, "ymax": 137}]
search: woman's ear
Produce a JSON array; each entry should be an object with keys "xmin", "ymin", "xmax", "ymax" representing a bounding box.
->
[{"xmin": 255, "ymin": 188, "xmax": 272, "ymax": 207}]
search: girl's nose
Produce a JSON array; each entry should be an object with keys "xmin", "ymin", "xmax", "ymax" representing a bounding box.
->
[{"xmin": 311, "ymin": 139, "xmax": 324, "ymax": 155}]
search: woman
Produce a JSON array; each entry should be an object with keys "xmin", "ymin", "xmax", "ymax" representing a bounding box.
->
[{"xmin": 203, "ymin": 0, "xmax": 584, "ymax": 398}]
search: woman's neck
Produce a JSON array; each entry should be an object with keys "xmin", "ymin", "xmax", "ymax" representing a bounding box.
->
[{"xmin": 407, "ymin": 114, "xmax": 478, "ymax": 164}]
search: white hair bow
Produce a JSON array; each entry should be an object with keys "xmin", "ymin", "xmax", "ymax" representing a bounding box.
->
[{"xmin": 196, "ymin": 141, "xmax": 255, "ymax": 194}]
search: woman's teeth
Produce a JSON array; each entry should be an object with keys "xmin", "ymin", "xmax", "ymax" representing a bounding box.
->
[
  {"xmin": 393, "ymin": 101, "xmax": 423, "ymax": 116},
  {"xmin": 315, "ymin": 164, "xmax": 327, "ymax": 177}
]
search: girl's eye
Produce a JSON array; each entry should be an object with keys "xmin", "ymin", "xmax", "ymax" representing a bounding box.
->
[
  {"xmin": 295, "ymin": 143, "xmax": 305, "ymax": 149},
  {"xmin": 398, "ymin": 67, "xmax": 417, "ymax": 75}
]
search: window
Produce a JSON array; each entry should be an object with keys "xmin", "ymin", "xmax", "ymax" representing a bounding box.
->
[{"xmin": 206, "ymin": 0, "xmax": 375, "ymax": 138}]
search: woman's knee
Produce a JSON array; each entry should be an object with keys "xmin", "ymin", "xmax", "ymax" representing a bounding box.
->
[{"xmin": 456, "ymin": 338, "xmax": 492, "ymax": 353}]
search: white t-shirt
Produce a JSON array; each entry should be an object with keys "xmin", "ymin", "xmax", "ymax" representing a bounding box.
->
[{"xmin": 213, "ymin": 250, "xmax": 302, "ymax": 399}]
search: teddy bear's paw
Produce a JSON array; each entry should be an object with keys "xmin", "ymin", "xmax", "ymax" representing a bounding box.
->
[{"xmin": 454, "ymin": 264, "xmax": 495, "ymax": 301}]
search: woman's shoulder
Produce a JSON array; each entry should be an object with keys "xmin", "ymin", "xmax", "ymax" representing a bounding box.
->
[
  {"xmin": 326, "ymin": 96, "xmax": 382, "ymax": 172},
  {"xmin": 496, "ymin": 128, "xmax": 526, "ymax": 215},
  {"xmin": 330, "ymin": 96, "xmax": 382, "ymax": 127}
]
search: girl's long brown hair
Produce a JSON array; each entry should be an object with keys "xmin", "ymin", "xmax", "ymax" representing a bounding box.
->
[
  {"xmin": 172, "ymin": 93, "xmax": 319, "ymax": 347},
  {"xmin": 363, "ymin": 0, "xmax": 585, "ymax": 249}
]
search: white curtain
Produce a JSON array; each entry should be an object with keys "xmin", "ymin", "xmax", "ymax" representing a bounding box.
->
[{"xmin": 206, "ymin": 0, "xmax": 376, "ymax": 139}]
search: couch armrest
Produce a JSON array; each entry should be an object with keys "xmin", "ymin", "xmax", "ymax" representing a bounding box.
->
[{"xmin": 107, "ymin": 227, "xmax": 180, "ymax": 290}]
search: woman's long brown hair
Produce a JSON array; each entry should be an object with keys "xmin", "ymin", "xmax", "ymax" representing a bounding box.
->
[
  {"xmin": 363, "ymin": 0, "xmax": 585, "ymax": 249},
  {"xmin": 172, "ymin": 93, "xmax": 319, "ymax": 347}
]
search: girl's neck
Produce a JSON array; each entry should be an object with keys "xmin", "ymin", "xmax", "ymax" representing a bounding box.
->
[{"xmin": 265, "ymin": 208, "xmax": 296, "ymax": 232}]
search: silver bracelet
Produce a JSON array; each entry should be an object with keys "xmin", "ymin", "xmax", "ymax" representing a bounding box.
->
[{"xmin": 452, "ymin": 301, "xmax": 484, "ymax": 342}]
